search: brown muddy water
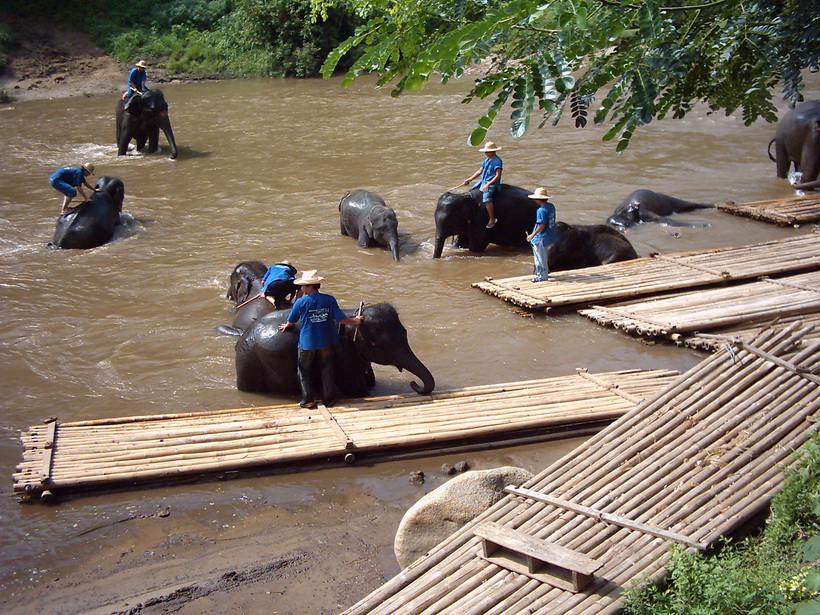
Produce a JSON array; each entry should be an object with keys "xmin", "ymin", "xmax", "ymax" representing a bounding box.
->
[{"xmin": 0, "ymin": 74, "xmax": 817, "ymax": 611}]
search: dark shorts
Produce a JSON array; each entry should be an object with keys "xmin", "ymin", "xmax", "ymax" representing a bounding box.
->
[
  {"xmin": 264, "ymin": 279, "xmax": 297, "ymax": 300},
  {"xmin": 50, "ymin": 178, "xmax": 77, "ymax": 197}
]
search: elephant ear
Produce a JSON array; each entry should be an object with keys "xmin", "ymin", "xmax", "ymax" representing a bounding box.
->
[
  {"xmin": 125, "ymin": 95, "xmax": 143, "ymax": 115},
  {"xmin": 235, "ymin": 278, "xmax": 252, "ymax": 304},
  {"xmin": 363, "ymin": 217, "xmax": 374, "ymax": 240}
]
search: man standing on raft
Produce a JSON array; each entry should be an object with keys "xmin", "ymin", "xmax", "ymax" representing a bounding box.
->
[{"xmin": 278, "ymin": 271, "xmax": 362, "ymax": 409}]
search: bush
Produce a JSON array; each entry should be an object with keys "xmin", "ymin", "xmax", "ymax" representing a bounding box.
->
[{"xmin": 623, "ymin": 433, "xmax": 820, "ymax": 615}]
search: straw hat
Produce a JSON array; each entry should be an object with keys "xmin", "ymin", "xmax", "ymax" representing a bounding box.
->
[
  {"xmin": 528, "ymin": 187, "xmax": 550, "ymax": 200},
  {"xmin": 294, "ymin": 270, "xmax": 324, "ymax": 285},
  {"xmin": 135, "ymin": 60, "xmax": 149, "ymax": 69},
  {"xmin": 478, "ymin": 141, "xmax": 502, "ymax": 152},
  {"xmin": 277, "ymin": 260, "xmax": 292, "ymax": 267},
  {"xmin": 81, "ymin": 162, "xmax": 95, "ymax": 174}
]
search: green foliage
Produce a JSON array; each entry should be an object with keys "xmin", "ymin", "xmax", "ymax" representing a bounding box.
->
[
  {"xmin": 5, "ymin": 0, "xmax": 360, "ymax": 78},
  {"xmin": 623, "ymin": 432, "xmax": 820, "ymax": 615},
  {"xmin": 312, "ymin": 0, "xmax": 820, "ymax": 149}
]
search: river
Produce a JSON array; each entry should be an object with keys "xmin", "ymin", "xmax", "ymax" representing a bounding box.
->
[{"xmin": 0, "ymin": 74, "xmax": 817, "ymax": 612}]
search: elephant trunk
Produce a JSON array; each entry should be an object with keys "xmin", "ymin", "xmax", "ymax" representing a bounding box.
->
[
  {"xmin": 388, "ymin": 236, "xmax": 401, "ymax": 261},
  {"xmin": 433, "ymin": 232, "xmax": 446, "ymax": 259},
  {"xmin": 159, "ymin": 111, "xmax": 178, "ymax": 159},
  {"xmin": 399, "ymin": 351, "xmax": 435, "ymax": 395}
]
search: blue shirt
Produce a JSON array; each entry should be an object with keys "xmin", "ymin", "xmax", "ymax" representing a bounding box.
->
[
  {"xmin": 261, "ymin": 264, "xmax": 295, "ymax": 290},
  {"xmin": 286, "ymin": 292, "xmax": 348, "ymax": 350},
  {"xmin": 128, "ymin": 68, "xmax": 147, "ymax": 93},
  {"xmin": 49, "ymin": 167, "xmax": 84, "ymax": 187},
  {"xmin": 473, "ymin": 155, "xmax": 503, "ymax": 191},
  {"xmin": 531, "ymin": 202, "xmax": 557, "ymax": 245}
]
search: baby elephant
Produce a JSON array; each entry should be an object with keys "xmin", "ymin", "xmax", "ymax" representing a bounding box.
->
[
  {"xmin": 339, "ymin": 190, "xmax": 400, "ymax": 261},
  {"xmin": 607, "ymin": 189, "xmax": 714, "ymax": 229}
]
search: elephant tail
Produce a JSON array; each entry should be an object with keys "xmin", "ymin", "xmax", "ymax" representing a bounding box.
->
[
  {"xmin": 338, "ymin": 191, "xmax": 350, "ymax": 211},
  {"xmin": 768, "ymin": 138, "xmax": 776, "ymax": 162}
]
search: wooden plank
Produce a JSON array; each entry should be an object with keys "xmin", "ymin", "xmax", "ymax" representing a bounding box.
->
[
  {"xmin": 505, "ymin": 486, "xmax": 708, "ymax": 551},
  {"xmin": 40, "ymin": 420, "xmax": 57, "ymax": 483},
  {"xmin": 316, "ymin": 402, "xmax": 355, "ymax": 450}
]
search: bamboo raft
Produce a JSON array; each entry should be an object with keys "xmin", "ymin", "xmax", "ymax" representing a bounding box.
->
[
  {"xmin": 579, "ymin": 270, "xmax": 820, "ymax": 341},
  {"xmin": 679, "ymin": 313, "xmax": 820, "ymax": 352},
  {"xmin": 12, "ymin": 368, "xmax": 679, "ymax": 500},
  {"xmin": 717, "ymin": 194, "xmax": 820, "ymax": 226},
  {"xmin": 342, "ymin": 323, "xmax": 820, "ymax": 615},
  {"xmin": 471, "ymin": 233, "xmax": 820, "ymax": 311}
]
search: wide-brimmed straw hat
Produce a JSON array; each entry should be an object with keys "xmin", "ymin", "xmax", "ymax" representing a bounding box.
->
[
  {"xmin": 81, "ymin": 162, "xmax": 95, "ymax": 174},
  {"xmin": 135, "ymin": 60, "xmax": 149, "ymax": 69},
  {"xmin": 478, "ymin": 141, "xmax": 502, "ymax": 152},
  {"xmin": 294, "ymin": 270, "xmax": 324, "ymax": 285},
  {"xmin": 528, "ymin": 187, "xmax": 550, "ymax": 200}
]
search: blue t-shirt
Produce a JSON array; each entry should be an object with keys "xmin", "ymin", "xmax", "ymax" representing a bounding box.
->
[
  {"xmin": 473, "ymin": 155, "xmax": 503, "ymax": 191},
  {"xmin": 531, "ymin": 202, "xmax": 557, "ymax": 245},
  {"xmin": 261, "ymin": 264, "xmax": 295, "ymax": 290},
  {"xmin": 286, "ymin": 292, "xmax": 348, "ymax": 350},
  {"xmin": 49, "ymin": 167, "xmax": 84, "ymax": 187},
  {"xmin": 128, "ymin": 68, "xmax": 147, "ymax": 93}
]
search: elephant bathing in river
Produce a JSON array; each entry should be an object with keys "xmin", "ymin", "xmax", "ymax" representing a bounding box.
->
[
  {"xmin": 49, "ymin": 176, "xmax": 125, "ymax": 249},
  {"xmin": 549, "ymin": 222, "xmax": 638, "ymax": 270},
  {"xmin": 433, "ymin": 185, "xmax": 537, "ymax": 258},
  {"xmin": 768, "ymin": 100, "xmax": 820, "ymax": 190},
  {"xmin": 223, "ymin": 260, "xmax": 277, "ymax": 332},
  {"xmin": 339, "ymin": 190, "xmax": 401, "ymax": 260},
  {"xmin": 233, "ymin": 303, "xmax": 435, "ymax": 397},
  {"xmin": 116, "ymin": 89, "xmax": 178, "ymax": 159},
  {"xmin": 607, "ymin": 190, "xmax": 715, "ymax": 229}
]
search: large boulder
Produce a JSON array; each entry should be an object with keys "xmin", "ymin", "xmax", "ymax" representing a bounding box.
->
[{"xmin": 394, "ymin": 466, "xmax": 534, "ymax": 569}]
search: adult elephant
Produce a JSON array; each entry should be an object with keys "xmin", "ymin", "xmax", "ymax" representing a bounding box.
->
[
  {"xmin": 339, "ymin": 190, "xmax": 401, "ymax": 261},
  {"xmin": 224, "ymin": 260, "xmax": 276, "ymax": 333},
  {"xmin": 549, "ymin": 222, "xmax": 638, "ymax": 271},
  {"xmin": 433, "ymin": 185, "xmax": 537, "ymax": 258},
  {"xmin": 607, "ymin": 190, "xmax": 715, "ymax": 229},
  {"xmin": 116, "ymin": 89, "xmax": 178, "ymax": 159},
  {"xmin": 233, "ymin": 303, "xmax": 435, "ymax": 398},
  {"xmin": 768, "ymin": 100, "xmax": 820, "ymax": 188},
  {"xmin": 49, "ymin": 176, "xmax": 125, "ymax": 249}
]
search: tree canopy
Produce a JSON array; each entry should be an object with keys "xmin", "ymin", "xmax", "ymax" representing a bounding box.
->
[{"xmin": 312, "ymin": 0, "xmax": 820, "ymax": 150}]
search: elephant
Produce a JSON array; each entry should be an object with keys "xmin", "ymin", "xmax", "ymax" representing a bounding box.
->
[
  {"xmin": 433, "ymin": 185, "xmax": 538, "ymax": 258},
  {"xmin": 223, "ymin": 260, "xmax": 277, "ymax": 333},
  {"xmin": 116, "ymin": 89, "xmax": 178, "ymax": 159},
  {"xmin": 768, "ymin": 100, "xmax": 820, "ymax": 188},
  {"xmin": 49, "ymin": 176, "xmax": 125, "ymax": 249},
  {"xmin": 232, "ymin": 303, "xmax": 435, "ymax": 398},
  {"xmin": 339, "ymin": 190, "xmax": 401, "ymax": 261},
  {"xmin": 548, "ymin": 222, "xmax": 638, "ymax": 270},
  {"xmin": 606, "ymin": 190, "xmax": 715, "ymax": 229}
]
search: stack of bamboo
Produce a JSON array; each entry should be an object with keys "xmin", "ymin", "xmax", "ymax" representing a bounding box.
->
[
  {"xmin": 342, "ymin": 322, "xmax": 820, "ymax": 615},
  {"xmin": 579, "ymin": 270, "xmax": 820, "ymax": 339},
  {"xmin": 717, "ymin": 194, "xmax": 820, "ymax": 225},
  {"xmin": 681, "ymin": 313, "xmax": 820, "ymax": 352},
  {"xmin": 13, "ymin": 369, "xmax": 678, "ymax": 499},
  {"xmin": 472, "ymin": 234, "xmax": 820, "ymax": 311}
]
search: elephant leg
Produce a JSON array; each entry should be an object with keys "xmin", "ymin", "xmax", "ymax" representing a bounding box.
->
[
  {"xmin": 775, "ymin": 140, "xmax": 791, "ymax": 178},
  {"xmin": 117, "ymin": 128, "xmax": 133, "ymax": 156},
  {"xmin": 800, "ymin": 142, "xmax": 820, "ymax": 183},
  {"xmin": 148, "ymin": 128, "xmax": 160, "ymax": 154},
  {"xmin": 135, "ymin": 133, "xmax": 148, "ymax": 152}
]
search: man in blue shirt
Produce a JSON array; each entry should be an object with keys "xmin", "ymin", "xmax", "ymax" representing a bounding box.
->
[
  {"xmin": 463, "ymin": 141, "xmax": 503, "ymax": 229},
  {"xmin": 261, "ymin": 261, "xmax": 298, "ymax": 309},
  {"xmin": 48, "ymin": 162, "xmax": 100, "ymax": 214},
  {"xmin": 123, "ymin": 60, "xmax": 149, "ymax": 100},
  {"xmin": 526, "ymin": 187, "xmax": 557, "ymax": 282},
  {"xmin": 278, "ymin": 271, "xmax": 363, "ymax": 409}
]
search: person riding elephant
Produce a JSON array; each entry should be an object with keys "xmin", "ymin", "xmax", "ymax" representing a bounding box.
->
[
  {"xmin": 222, "ymin": 260, "xmax": 290, "ymax": 334},
  {"xmin": 548, "ymin": 222, "xmax": 638, "ymax": 270},
  {"xmin": 116, "ymin": 89, "xmax": 178, "ymax": 159},
  {"xmin": 606, "ymin": 190, "xmax": 715, "ymax": 229},
  {"xmin": 231, "ymin": 301, "xmax": 435, "ymax": 399},
  {"xmin": 49, "ymin": 176, "xmax": 125, "ymax": 250},
  {"xmin": 432, "ymin": 184, "xmax": 538, "ymax": 259},
  {"xmin": 769, "ymin": 100, "xmax": 820, "ymax": 189},
  {"xmin": 339, "ymin": 190, "xmax": 401, "ymax": 261}
]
